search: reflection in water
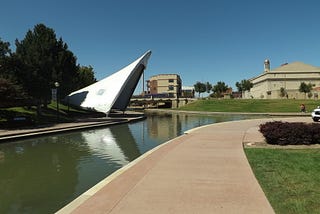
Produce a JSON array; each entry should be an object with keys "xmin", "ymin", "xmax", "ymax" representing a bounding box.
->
[
  {"xmin": 0, "ymin": 134, "xmax": 88, "ymax": 213},
  {"xmin": 0, "ymin": 113, "xmax": 266, "ymax": 213}
]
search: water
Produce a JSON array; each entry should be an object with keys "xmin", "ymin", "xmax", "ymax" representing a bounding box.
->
[{"xmin": 0, "ymin": 113, "xmax": 265, "ymax": 213}]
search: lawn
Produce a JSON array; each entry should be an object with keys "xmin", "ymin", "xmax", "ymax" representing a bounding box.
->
[
  {"xmin": 178, "ymin": 99, "xmax": 320, "ymax": 113},
  {"xmin": 0, "ymin": 101, "xmax": 105, "ymax": 126},
  {"xmin": 245, "ymin": 148, "xmax": 320, "ymax": 214}
]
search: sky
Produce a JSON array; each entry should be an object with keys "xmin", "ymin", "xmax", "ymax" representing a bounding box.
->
[{"xmin": 1, "ymin": 0, "xmax": 320, "ymax": 94}]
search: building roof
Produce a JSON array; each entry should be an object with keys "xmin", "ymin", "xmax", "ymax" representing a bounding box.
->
[{"xmin": 272, "ymin": 61, "xmax": 320, "ymax": 72}]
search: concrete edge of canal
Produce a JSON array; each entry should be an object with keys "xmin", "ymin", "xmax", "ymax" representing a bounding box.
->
[{"xmin": 0, "ymin": 115, "xmax": 146, "ymax": 143}]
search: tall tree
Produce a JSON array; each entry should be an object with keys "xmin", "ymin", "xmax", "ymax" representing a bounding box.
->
[
  {"xmin": 76, "ymin": 65, "xmax": 97, "ymax": 90},
  {"xmin": 0, "ymin": 38, "xmax": 12, "ymax": 78},
  {"xmin": 0, "ymin": 38, "xmax": 11, "ymax": 58},
  {"xmin": 194, "ymin": 81, "xmax": 206, "ymax": 97},
  {"xmin": 0, "ymin": 77, "xmax": 26, "ymax": 107},
  {"xmin": 15, "ymin": 24, "xmax": 78, "ymax": 113},
  {"xmin": 212, "ymin": 81, "xmax": 228, "ymax": 98},
  {"xmin": 0, "ymin": 38, "xmax": 27, "ymax": 107},
  {"xmin": 205, "ymin": 82, "xmax": 212, "ymax": 93},
  {"xmin": 55, "ymin": 39, "xmax": 79, "ymax": 98},
  {"xmin": 235, "ymin": 79, "xmax": 253, "ymax": 92}
]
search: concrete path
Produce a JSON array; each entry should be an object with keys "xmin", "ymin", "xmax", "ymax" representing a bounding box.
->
[{"xmin": 57, "ymin": 117, "xmax": 311, "ymax": 214}]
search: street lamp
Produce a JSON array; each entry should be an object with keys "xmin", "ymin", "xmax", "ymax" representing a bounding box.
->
[{"xmin": 55, "ymin": 82, "xmax": 60, "ymax": 122}]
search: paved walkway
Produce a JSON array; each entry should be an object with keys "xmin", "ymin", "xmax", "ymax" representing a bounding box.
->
[{"xmin": 56, "ymin": 116, "xmax": 311, "ymax": 214}]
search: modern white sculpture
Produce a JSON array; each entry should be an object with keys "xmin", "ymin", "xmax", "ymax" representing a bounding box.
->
[{"xmin": 66, "ymin": 50, "xmax": 151, "ymax": 114}]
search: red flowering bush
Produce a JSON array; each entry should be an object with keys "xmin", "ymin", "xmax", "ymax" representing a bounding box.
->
[{"xmin": 259, "ymin": 121, "xmax": 320, "ymax": 145}]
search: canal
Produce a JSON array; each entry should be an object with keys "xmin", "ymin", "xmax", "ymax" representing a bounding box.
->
[{"xmin": 0, "ymin": 113, "xmax": 266, "ymax": 213}]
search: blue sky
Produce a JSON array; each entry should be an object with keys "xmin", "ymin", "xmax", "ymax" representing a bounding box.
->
[{"xmin": 1, "ymin": 0, "xmax": 320, "ymax": 94}]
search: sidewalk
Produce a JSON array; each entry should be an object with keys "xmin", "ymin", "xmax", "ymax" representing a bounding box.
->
[{"xmin": 57, "ymin": 117, "xmax": 311, "ymax": 214}]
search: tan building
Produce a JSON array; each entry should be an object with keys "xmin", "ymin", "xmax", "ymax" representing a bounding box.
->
[
  {"xmin": 147, "ymin": 74, "xmax": 182, "ymax": 98},
  {"xmin": 245, "ymin": 60, "xmax": 320, "ymax": 99}
]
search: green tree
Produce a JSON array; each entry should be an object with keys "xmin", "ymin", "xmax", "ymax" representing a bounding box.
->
[
  {"xmin": 212, "ymin": 81, "xmax": 228, "ymax": 98},
  {"xmin": 299, "ymin": 82, "xmax": 313, "ymax": 99},
  {"xmin": 235, "ymin": 79, "xmax": 253, "ymax": 93},
  {"xmin": 76, "ymin": 65, "xmax": 97, "ymax": 90},
  {"xmin": 279, "ymin": 87, "xmax": 287, "ymax": 98},
  {"xmin": 56, "ymin": 40, "xmax": 79, "ymax": 98},
  {"xmin": 15, "ymin": 24, "xmax": 78, "ymax": 114},
  {"xmin": 0, "ymin": 38, "xmax": 11, "ymax": 58},
  {"xmin": 0, "ymin": 38, "xmax": 12, "ymax": 78},
  {"xmin": 194, "ymin": 81, "xmax": 206, "ymax": 97},
  {"xmin": 205, "ymin": 82, "xmax": 212, "ymax": 93},
  {"xmin": 0, "ymin": 38, "xmax": 27, "ymax": 107},
  {"xmin": 0, "ymin": 77, "xmax": 26, "ymax": 107}
]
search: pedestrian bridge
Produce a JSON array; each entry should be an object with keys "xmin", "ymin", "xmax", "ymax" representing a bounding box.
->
[{"xmin": 130, "ymin": 97, "xmax": 196, "ymax": 108}]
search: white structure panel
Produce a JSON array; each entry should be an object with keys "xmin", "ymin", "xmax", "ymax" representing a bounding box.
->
[{"xmin": 66, "ymin": 51, "xmax": 151, "ymax": 113}]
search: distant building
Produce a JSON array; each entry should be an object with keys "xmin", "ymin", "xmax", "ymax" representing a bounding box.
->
[
  {"xmin": 222, "ymin": 87, "xmax": 233, "ymax": 99},
  {"xmin": 244, "ymin": 60, "xmax": 320, "ymax": 99},
  {"xmin": 181, "ymin": 86, "xmax": 195, "ymax": 98},
  {"xmin": 147, "ymin": 74, "xmax": 182, "ymax": 98}
]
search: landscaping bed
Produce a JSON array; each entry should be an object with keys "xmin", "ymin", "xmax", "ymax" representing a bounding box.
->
[{"xmin": 259, "ymin": 121, "xmax": 320, "ymax": 145}]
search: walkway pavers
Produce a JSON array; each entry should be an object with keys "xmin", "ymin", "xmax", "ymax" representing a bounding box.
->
[{"xmin": 57, "ymin": 117, "xmax": 311, "ymax": 214}]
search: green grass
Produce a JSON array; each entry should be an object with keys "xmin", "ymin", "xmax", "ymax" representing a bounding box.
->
[
  {"xmin": 179, "ymin": 99, "xmax": 320, "ymax": 113},
  {"xmin": 0, "ymin": 102, "xmax": 104, "ymax": 125},
  {"xmin": 245, "ymin": 148, "xmax": 320, "ymax": 214}
]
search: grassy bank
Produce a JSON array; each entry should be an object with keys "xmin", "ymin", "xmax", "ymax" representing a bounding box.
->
[
  {"xmin": 245, "ymin": 148, "xmax": 320, "ymax": 213},
  {"xmin": 0, "ymin": 101, "xmax": 105, "ymax": 126},
  {"xmin": 178, "ymin": 99, "xmax": 320, "ymax": 113}
]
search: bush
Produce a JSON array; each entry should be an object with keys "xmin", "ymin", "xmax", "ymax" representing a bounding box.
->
[{"xmin": 259, "ymin": 121, "xmax": 320, "ymax": 145}]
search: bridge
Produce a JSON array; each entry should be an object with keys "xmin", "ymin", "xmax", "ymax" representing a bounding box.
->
[{"xmin": 129, "ymin": 97, "xmax": 196, "ymax": 109}]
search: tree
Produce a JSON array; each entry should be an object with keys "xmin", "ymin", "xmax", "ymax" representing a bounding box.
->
[
  {"xmin": 205, "ymin": 82, "xmax": 212, "ymax": 93},
  {"xmin": 299, "ymin": 82, "xmax": 313, "ymax": 99},
  {"xmin": 279, "ymin": 87, "xmax": 287, "ymax": 98},
  {"xmin": 235, "ymin": 79, "xmax": 253, "ymax": 92},
  {"xmin": 0, "ymin": 38, "xmax": 28, "ymax": 107},
  {"xmin": 0, "ymin": 38, "xmax": 11, "ymax": 59},
  {"xmin": 15, "ymin": 24, "xmax": 79, "ymax": 114},
  {"xmin": 76, "ymin": 65, "xmax": 97, "ymax": 90},
  {"xmin": 0, "ymin": 38, "xmax": 12, "ymax": 79},
  {"xmin": 0, "ymin": 77, "xmax": 26, "ymax": 107},
  {"xmin": 194, "ymin": 81, "xmax": 206, "ymax": 97},
  {"xmin": 55, "ymin": 39, "xmax": 80, "ymax": 98},
  {"xmin": 212, "ymin": 81, "xmax": 228, "ymax": 98}
]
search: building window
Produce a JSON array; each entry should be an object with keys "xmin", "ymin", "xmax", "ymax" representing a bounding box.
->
[
  {"xmin": 168, "ymin": 85, "xmax": 174, "ymax": 90},
  {"xmin": 168, "ymin": 79, "xmax": 174, "ymax": 83}
]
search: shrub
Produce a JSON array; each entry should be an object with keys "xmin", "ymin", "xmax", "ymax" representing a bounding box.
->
[{"xmin": 259, "ymin": 121, "xmax": 320, "ymax": 145}]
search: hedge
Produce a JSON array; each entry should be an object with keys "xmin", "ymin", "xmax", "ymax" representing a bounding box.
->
[{"xmin": 259, "ymin": 121, "xmax": 320, "ymax": 145}]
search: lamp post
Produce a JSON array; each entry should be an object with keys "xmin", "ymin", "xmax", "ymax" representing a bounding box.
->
[{"xmin": 55, "ymin": 82, "xmax": 60, "ymax": 122}]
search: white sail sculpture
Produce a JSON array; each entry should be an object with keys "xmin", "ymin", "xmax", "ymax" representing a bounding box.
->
[{"xmin": 66, "ymin": 50, "xmax": 151, "ymax": 114}]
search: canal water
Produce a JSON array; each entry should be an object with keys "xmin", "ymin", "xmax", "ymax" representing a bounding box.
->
[{"xmin": 0, "ymin": 113, "xmax": 266, "ymax": 213}]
